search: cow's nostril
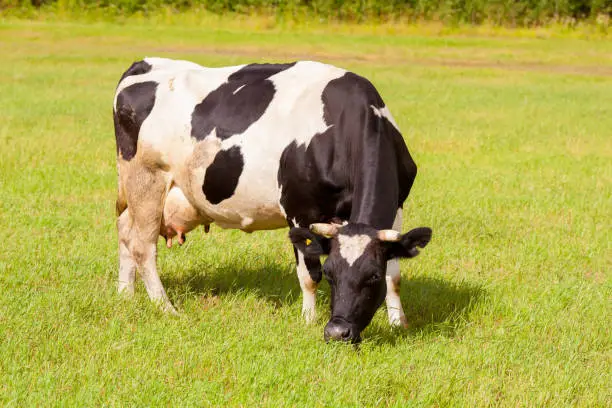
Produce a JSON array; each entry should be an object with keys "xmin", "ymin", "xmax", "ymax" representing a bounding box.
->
[{"xmin": 340, "ymin": 327, "xmax": 351, "ymax": 340}]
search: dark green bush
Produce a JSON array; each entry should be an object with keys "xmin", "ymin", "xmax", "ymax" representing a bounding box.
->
[{"xmin": 1, "ymin": 0, "xmax": 611, "ymax": 25}]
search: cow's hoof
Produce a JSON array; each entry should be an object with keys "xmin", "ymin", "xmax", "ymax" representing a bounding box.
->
[
  {"xmin": 163, "ymin": 304, "xmax": 179, "ymax": 315},
  {"xmin": 388, "ymin": 314, "xmax": 408, "ymax": 329},
  {"xmin": 117, "ymin": 282, "xmax": 135, "ymax": 297},
  {"xmin": 154, "ymin": 299, "xmax": 179, "ymax": 315}
]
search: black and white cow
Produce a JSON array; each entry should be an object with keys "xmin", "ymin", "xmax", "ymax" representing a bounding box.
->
[{"xmin": 113, "ymin": 57, "xmax": 431, "ymax": 343}]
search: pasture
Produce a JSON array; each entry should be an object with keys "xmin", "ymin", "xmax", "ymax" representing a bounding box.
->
[{"xmin": 0, "ymin": 18, "xmax": 610, "ymax": 406}]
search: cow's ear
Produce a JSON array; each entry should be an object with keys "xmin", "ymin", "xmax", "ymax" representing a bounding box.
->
[
  {"xmin": 383, "ymin": 227, "xmax": 432, "ymax": 259},
  {"xmin": 289, "ymin": 228, "xmax": 325, "ymax": 257}
]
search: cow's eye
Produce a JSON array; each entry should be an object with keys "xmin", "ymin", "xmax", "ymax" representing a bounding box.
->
[{"xmin": 364, "ymin": 274, "xmax": 382, "ymax": 286}]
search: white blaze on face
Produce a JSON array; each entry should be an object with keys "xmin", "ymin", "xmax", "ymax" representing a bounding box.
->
[{"xmin": 338, "ymin": 234, "xmax": 372, "ymax": 267}]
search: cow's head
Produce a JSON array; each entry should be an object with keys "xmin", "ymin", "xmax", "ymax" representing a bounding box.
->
[{"xmin": 290, "ymin": 222, "xmax": 431, "ymax": 343}]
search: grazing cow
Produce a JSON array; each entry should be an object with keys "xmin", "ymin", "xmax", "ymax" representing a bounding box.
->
[{"xmin": 113, "ymin": 57, "xmax": 432, "ymax": 343}]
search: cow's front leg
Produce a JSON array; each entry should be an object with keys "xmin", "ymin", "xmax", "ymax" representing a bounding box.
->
[
  {"xmin": 294, "ymin": 247, "xmax": 321, "ymax": 323},
  {"xmin": 386, "ymin": 208, "xmax": 408, "ymax": 327},
  {"xmin": 386, "ymin": 258, "xmax": 408, "ymax": 328}
]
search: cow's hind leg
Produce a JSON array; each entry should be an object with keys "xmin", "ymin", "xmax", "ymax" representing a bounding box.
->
[
  {"xmin": 386, "ymin": 208, "xmax": 408, "ymax": 327},
  {"xmin": 117, "ymin": 164, "xmax": 176, "ymax": 313},
  {"xmin": 117, "ymin": 209, "xmax": 137, "ymax": 295}
]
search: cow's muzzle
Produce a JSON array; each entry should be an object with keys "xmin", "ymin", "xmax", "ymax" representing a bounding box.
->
[{"xmin": 324, "ymin": 318, "xmax": 360, "ymax": 343}]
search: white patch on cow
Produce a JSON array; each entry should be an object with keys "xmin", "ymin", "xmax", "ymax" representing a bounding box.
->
[
  {"xmin": 145, "ymin": 57, "xmax": 208, "ymax": 71},
  {"xmin": 233, "ymin": 84, "xmax": 246, "ymax": 94},
  {"xmin": 371, "ymin": 105, "xmax": 400, "ymax": 132},
  {"xmin": 268, "ymin": 62, "xmax": 345, "ymax": 148},
  {"xmin": 338, "ymin": 234, "xmax": 372, "ymax": 267},
  {"xmin": 115, "ymin": 58, "xmax": 245, "ymax": 112}
]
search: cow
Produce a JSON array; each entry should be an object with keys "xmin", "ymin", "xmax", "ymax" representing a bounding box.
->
[{"xmin": 113, "ymin": 57, "xmax": 432, "ymax": 343}]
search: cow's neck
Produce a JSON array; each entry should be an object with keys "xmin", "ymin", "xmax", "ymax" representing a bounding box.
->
[{"xmin": 349, "ymin": 131, "xmax": 400, "ymax": 230}]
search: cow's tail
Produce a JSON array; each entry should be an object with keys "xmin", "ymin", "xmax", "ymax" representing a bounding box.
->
[
  {"xmin": 115, "ymin": 162, "xmax": 128, "ymax": 216},
  {"xmin": 113, "ymin": 96, "xmax": 128, "ymax": 217},
  {"xmin": 113, "ymin": 60, "xmax": 150, "ymax": 217}
]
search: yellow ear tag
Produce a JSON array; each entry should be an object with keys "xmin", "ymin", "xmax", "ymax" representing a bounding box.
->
[{"xmin": 305, "ymin": 239, "xmax": 312, "ymax": 246}]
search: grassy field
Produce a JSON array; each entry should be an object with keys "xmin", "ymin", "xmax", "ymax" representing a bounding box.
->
[{"xmin": 0, "ymin": 17, "xmax": 610, "ymax": 406}]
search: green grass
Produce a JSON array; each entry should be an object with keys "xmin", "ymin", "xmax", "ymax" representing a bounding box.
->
[{"xmin": 1, "ymin": 17, "xmax": 610, "ymax": 406}]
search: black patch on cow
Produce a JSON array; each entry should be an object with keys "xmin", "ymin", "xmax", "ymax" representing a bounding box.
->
[
  {"xmin": 117, "ymin": 60, "xmax": 152, "ymax": 84},
  {"xmin": 322, "ymin": 72, "xmax": 383, "ymax": 123},
  {"xmin": 278, "ymin": 71, "xmax": 417, "ymax": 231},
  {"xmin": 113, "ymin": 81, "xmax": 158, "ymax": 161},
  {"xmin": 202, "ymin": 146, "xmax": 244, "ymax": 204},
  {"xmin": 191, "ymin": 63, "xmax": 296, "ymax": 141}
]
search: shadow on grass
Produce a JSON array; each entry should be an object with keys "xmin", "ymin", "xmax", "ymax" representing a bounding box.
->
[
  {"xmin": 163, "ymin": 261, "xmax": 483, "ymax": 344},
  {"xmin": 163, "ymin": 260, "xmax": 302, "ymax": 309},
  {"xmin": 365, "ymin": 276, "xmax": 485, "ymax": 346}
]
